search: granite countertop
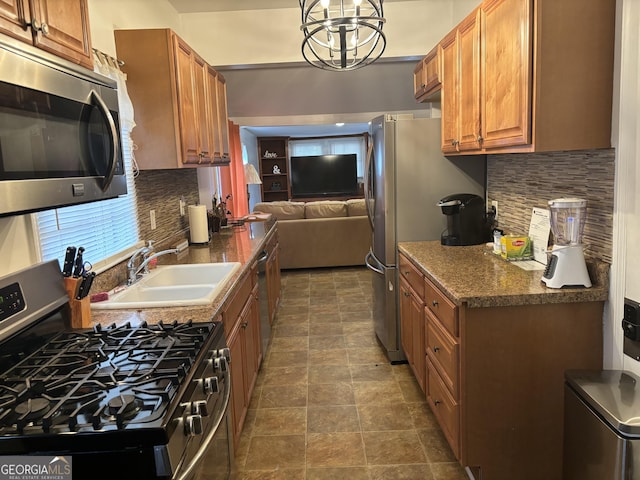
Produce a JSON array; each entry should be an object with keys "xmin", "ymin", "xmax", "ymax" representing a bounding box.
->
[
  {"xmin": 90, "ymin": 219, "xmax": 276, "ymax": 327},
  {"xmin": 398, "ymin": 240, "xmax": 609, "ymax": 308}
]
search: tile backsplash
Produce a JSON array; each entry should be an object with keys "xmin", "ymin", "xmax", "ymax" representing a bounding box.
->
[
  {"xmin": 487, "ymin": 148, "xmax": 615, "ymax": 263},
  {"xmin": 134, "ymin": 169, "xmax": 200, "ymax": 245}
]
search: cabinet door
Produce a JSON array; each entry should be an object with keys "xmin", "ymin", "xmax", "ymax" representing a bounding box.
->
[
  {"xmin": 214, "ymin": 73, "xmax": 230, "ymax": 161},
  {"xmin": 413, "ymin": 59, "xmax": 426, "ymax": 99},
  {"xmin": 399, "ymin": 278, "xmax": 425, "ymax": 392},
  {"xmin": 0, "ymin": 0, "xmax": 32, "ymax": 43},
  {"xmin": 30, "ymin": 0, "xmax": 92, "ymax": 69},
  {"xmin": 206, "ymin": 66, "xmax": 227, "ymax": 166},
  {"xmin": 440, "ymin": 30, "xmax": 459, "ymax": 154},
  {"xmin": 228, "ymin": 322, "xmax": 246, "ymax": 449},
  {"xmin": 242, "ymin": 287, "xmax": 262, "ymax": 402},
  {"xmin": 457, "ymin": 9, "xmax": 482, "ymax": 152},
  {"xmin": 193, "ymin": 54, "xmax": 212, "ymax": 164},
  {"xmin": 174, "ymin": 37, "xmax": 200, "ymax": 165},
  {"xmin": 481, "ymin": 0, "xmax": 532, "ymax": 149}
]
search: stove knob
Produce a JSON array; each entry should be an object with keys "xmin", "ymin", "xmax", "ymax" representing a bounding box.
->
[
  {"xmin": 203, "ymin": 376, "xmax": 220, "ymax": 395},
  {"xmin": 192, "ymin": 400, "xmax": 209, "ymax": 417},
  {"xmin": 184, "ymin": 414, "xmax": 203, "ymax": 437},
  {"xmin": 217, "ymin": 347, "xmax": 231, "ymax": 363},
  {"xmin": 213, "ymin": 356, "xmax": 228, "ymax": 372}
]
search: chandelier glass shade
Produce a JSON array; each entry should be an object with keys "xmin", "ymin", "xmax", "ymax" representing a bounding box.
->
[{"xmin": 299, "ymin": 0, "xmax": 386, "ymax": 71}]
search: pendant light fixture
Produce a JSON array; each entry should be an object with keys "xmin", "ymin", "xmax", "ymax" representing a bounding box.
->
[{"xmin": 300, "ymin": 0, "xmax": 386, "ymax": 71}]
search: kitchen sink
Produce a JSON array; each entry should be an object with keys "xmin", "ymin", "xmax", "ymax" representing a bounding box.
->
[{"xmin": 91, "ymin": 262, "xmax": 241, "ymax": 309}]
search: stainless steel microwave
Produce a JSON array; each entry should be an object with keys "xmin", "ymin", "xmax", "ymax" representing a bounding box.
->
[{"xmin": 0, "ymin": 39, "xmax": 126, "ymax": 217}]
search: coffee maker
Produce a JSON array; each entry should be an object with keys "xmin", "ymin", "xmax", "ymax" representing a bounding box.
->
[{"xmin": 438, "ymin": 193, "xmax": 489, "ymax": 246}]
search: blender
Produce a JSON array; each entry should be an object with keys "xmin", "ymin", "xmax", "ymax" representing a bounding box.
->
[{"xmin": 542, "ymin": 198, "xmax": 592, "ymax": 288}]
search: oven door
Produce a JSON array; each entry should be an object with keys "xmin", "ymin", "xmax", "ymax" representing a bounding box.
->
[{"xmin": 173, "ymin": 360, "xmax": 233, "ymax": 480}]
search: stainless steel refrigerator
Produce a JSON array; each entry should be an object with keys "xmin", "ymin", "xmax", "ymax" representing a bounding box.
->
[{"xmin": 364, "ymin": 114, "xmax": 485, "ymax": 362}]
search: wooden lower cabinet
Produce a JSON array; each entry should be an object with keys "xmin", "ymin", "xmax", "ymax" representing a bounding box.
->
[
  {"xmin": 399, "ymin": 253, "xmax": 426, "ymax": 392},
  {"xmin": 224, "ymin": 269, "xmax": 262, "ymax": 450},
  {"xmin": 408, "ymin": 265, "xmax": 604, "ymax": 480},
  {"xmin": 399, "ymin": 277, "xmax": 425, "ymax": 392}
]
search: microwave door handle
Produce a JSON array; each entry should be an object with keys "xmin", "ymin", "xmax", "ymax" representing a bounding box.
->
[{"xmin": 90, "ymin": 90, "xmax": 118, "ymax": 191}]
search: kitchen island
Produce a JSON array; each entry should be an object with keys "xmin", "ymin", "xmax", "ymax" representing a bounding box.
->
[{"xmin": 398, "ymin": 240, "xmax": 608, "ymax": 480}]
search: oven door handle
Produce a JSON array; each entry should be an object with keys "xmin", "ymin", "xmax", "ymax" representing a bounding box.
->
[
  {"xmin": 174, "ymin": 364, "xmax": 231, "ymax": 480},
  {"xmin": 90, "ymin": 89, "xmax": 119, "ymax": 192}
]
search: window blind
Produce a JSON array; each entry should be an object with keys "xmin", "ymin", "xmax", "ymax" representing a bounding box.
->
[
  {"xmin": 35, "ymin": 58, "xmax": 140, "ymax": 272},
  {"xmin": 289, "ymin": 136, "xmax": 366, "ymax": 177}
]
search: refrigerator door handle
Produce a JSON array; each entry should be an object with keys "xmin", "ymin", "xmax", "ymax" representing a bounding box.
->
[
  {"xmin": 364, "ymin": 142, "xmax": 374, "ymax": 230},
  {"xmin": 365, "ymin": 249, "xmax": 384, "ymax": 275}
]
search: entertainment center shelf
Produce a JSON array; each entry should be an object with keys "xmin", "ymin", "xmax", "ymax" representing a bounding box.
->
[
  {"xmin": 257, "ymin": 135, "xmax": 364, "ymax": 203},
  {"xmin": 257, "ymin": 137, "xmax": 291, "ymax": 202}
]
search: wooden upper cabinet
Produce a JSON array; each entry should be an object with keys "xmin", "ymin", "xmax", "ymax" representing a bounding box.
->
[
  {"xmin": 206, "ymin": 66, "xmax": 230, "ymax": 166},
  {"xmin": 115, "ymin": 29, "xmax": 231, "ymax": 169},
  {"xmin": 440, "ymin": 30, "xmax": 458, "ymax": 154},
  {"xmin": 440, "ymin": 8, "xmax": 482, "ymax": 154},
  {"xmin": 480, "ymin": 0, "xmax": 532, "ymax": 149},
  {"xmin": 0, "ymin": 0, "xmax": 92, "ymax": 68},
  {"xmin": 433, "ymin": 0, "xmax": 615, "ymax": 155},
  {"xmin": 0, "ymin": 0, "xmax": 32, "ymax": 43},
  {"xmin": 214, "ymin": 73, "xmax": 231, "ymax": 162},
  {"xmin": 457, "ymin": 8, "xmax": 482, "ymax": 152},
  {"xmin": 414, "ymin": 45, "xmax": 441, "ymax": 101},
  {"xmin": 174, "ymin": 37, "xmax": 202, "ymax": 165}
]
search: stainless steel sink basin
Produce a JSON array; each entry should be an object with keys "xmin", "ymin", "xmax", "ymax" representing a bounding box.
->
[{"xmin": 91, "ymin": 262, "xmax": 241, "ymax": 309}]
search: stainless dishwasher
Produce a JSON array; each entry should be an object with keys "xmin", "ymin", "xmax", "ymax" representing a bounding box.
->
[
  {"xmin": 256, "ymin": 249, "xmax": 271, "ymax": 354},
  {"xmin": 564, "ymin": 370, "xmax": 640, "ymax": 479}
]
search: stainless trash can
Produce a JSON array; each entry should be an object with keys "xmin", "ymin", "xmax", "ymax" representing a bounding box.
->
[{"xmin": 564, "ymin": 370, "xmax": 640, "ymax": 479}]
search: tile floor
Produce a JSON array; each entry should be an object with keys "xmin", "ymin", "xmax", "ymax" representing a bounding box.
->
[{"xmin": 231, "ymin": 267, "xmax": 468, "ymax": 480}]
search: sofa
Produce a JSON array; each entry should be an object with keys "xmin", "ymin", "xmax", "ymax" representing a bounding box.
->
[{"xmin": 253, "ymin": 199, "xmax": 372, "ymax": 270}]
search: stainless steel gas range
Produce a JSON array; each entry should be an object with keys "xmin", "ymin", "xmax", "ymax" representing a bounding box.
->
[{"xmin": 0, "ymin": 260, "xmax": 232, "ymax": 479}]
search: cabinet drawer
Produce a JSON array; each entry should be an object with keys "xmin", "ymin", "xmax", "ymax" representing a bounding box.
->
[
  {"xmin": 425, "ymin": 278, "xmax": 458, "ymax": 336},
  {"xmin": 223, "ymin": 271, "xmax": 252, "ymax": 336},
  {"xmin": 399, "ymin": 254, "xmax": 424, "ymax": 299},
  {"xmin": 427, "ymin": 358, "xmax": 460, "ymax": 459},
  {"xmin": 426, "ymin": 309, "xmax": 459, "ymax": 398}
]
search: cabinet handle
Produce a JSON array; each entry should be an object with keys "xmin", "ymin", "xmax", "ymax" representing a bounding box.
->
[
  {"xmin": 432, "ymin": 300, "xmax": 439, "ymax": 307},
  {"xmin": 477, "ymin": 135, "xmax": 483, "ymax": 143},
  {"xmin": 403, "ymin": 291, "xmax": 410, "ymax": 297},
  {"xmin": 434, "ymin": 400, "xmax": 441, "ymax": 406},
  {"xmin": 433, "ymin": 346, "xmax": 440, "ymax": 353},
  {"xmin": 403, "ymin": 270, "xmax": 410, "ymax": 276},
  {"xmin": 29, "ymin": 19, "xmax": 49, "ymax": 36},
  {"xmin": 241, "ymin": 322, "xmax": 248, "ymax": 329}
]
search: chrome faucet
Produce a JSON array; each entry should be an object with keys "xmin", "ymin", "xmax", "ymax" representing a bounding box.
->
[
  {"xmin": 130, "ymin": 248, "xmax": 180, "ymax": 284},
  {"xmin": 127, "ymin": 246, "xmax": 151, "ymax": 285}
]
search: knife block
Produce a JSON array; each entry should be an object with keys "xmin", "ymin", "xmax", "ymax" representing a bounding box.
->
[{"xmin": 64, "ymin": 277, "xmax": 92, "ymax": 328}]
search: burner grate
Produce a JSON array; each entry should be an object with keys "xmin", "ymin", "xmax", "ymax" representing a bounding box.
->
[{"xmin": 0, "ymin": 320, "xmax": 214, "ymax": 435}]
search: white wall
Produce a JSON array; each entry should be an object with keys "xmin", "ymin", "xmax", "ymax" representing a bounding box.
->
[
  {"xmin": 616, "ymin": 0, "xmax": 640, "ymax": 373},
  {"xmin": 87, "ymin": 0, "xmax": 181, "ymax": 56},
  {"xmin": 182, "ymin": 0, "xmax": 478, "ymax": 66}
]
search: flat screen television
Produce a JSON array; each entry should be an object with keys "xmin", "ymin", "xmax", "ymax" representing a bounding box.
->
[{"xmin": 290, "ymin": 154, "xmax": 359, "ymax": 199}]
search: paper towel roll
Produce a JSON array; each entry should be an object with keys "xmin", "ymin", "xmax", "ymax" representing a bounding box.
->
[{"xmin": 188, "ymin": 205, "xmax": 209, "ymax": 244}]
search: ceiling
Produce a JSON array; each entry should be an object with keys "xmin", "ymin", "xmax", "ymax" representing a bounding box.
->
[{"xmin": 168, "ymin": 0, "xmax": 415, "ymax": 13}]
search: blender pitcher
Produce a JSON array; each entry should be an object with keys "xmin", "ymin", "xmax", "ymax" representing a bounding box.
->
[
  {"xmin": 542, "ymin": 198, "xmax": 591, "ymax": 288},
  {"xmin": 549, "ymin": 198, "xmax": 587, "ymax": 245}
]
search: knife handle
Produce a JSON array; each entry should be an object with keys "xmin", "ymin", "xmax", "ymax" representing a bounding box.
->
[
  {"xmin": 72, "ymin": 247, "xmax": 85, "ymax": 277},
  {"xmin": 62, "ymin": 246, "xmax": 76, "ymax": 277},
  {"xmin": 76, "ymin": 272, "xmax": 96, "ymax": 300}
]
